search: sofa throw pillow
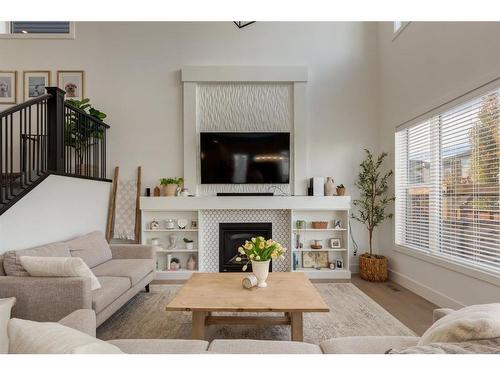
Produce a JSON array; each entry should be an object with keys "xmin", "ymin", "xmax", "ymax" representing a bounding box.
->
[
  {"xmin": 419, "ymin": 303, "xmax": 500, "ymax": 345},
  {"xmin": 3, "ymin": 242, "xmax": 71, "ymax": 276},
  {"xmin": 8, "ymin": 318, "xmax": 123, "ymax": 354},
  {"xmin": 20, "ymin": 256, "xmax": 102, "ymax": 291},
  {"xmin": 66, "ymin": 231, "xmax": 113, "ymax": 269},
  {"xmin": 0, "ymin": 297, "xmax": 16, "ymax": 354}
]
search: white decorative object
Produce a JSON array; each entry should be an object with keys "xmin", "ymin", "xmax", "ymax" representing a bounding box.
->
[
  {"xmin": 150, "ymin": 218, "xmax": 160, "ymax": 230},
  {"xmin": 167, "ymin": 234, "xmax": 177, "ymax": 250},
  {"xmin": 313, "ymin": 177, "xmax": 325, "ymax": 196},
  {"xmin": 334, "ymin": 220, "xmax": 342, "ymax": 229},
  {"xmin": 186, "ymin": 241, "xmax": 194, "ymax": 250},
  {"xmin": 151, "ymin": 238, "xmax": 160, "ymax": 246},
  {"xmin": 252, "ymin": 260, "xmax": 270, "ymax": 288},
  {"xmin": 166, "ymin": 254, "xmax": 172, "ymax": 270},
  {"xmin": 164, "ymin": 219, "xmax": 175, "ymax": 229},
  {"xmin": 324, "ymin": 177, "xmax": 335, "ymax": 196},
  {"xmin": 177, "ymin": 219, "xmax": 188, "ymax": 229},
  {"xmin": 19, "ymin": 256, "xmax": 101, "ymax": 291},
  {"xmin": 242, "ymin": 274, "xmax": 258, "ymax": 289}
]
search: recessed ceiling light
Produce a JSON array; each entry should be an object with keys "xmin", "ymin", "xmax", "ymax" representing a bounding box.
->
[{"xmin": 21, "ymin": 30, "xmax": 28, "ymax": 34}]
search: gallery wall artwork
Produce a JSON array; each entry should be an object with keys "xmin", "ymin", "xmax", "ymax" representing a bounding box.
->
[
  {"xmin": 23, "ymin": 71, "xmax": 51, "ymax": 101},
  {"xmin": 0, "ymin": 71, "xmax": 17, "ymax": 104},
  {"xmin": 57, "ymin": 70, "xmax": 85, "ymax": 100}
]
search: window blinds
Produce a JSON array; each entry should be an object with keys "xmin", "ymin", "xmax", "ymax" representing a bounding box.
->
[{"xmin": 396, "ymin": 87, "xmax": 500, "ymax": 274}]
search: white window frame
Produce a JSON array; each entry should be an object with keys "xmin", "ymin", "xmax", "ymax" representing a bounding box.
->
[
  {"xmin": 392, "ymin": 21, "xmax": 410, "ymax": 41},
  {"xmin": 0, "ymin": 22, "xmax": 75, "ymax": 40},
  {"xmin": 394, "ymin": 77, "xmax": 500, "ymax": 287}
]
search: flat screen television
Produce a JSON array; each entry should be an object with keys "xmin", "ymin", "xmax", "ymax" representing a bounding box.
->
[{"xmin": 200, "ymin": 132, "xmax": 290, "ymax": 184}]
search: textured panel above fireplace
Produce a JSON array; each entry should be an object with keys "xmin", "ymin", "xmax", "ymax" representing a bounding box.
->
[{"xmin": 219, "ymin": 222, "xmax": 272, "ymax": 272}]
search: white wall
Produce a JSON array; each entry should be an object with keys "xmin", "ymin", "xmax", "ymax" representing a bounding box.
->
[
  {"xmin": 0, "ymin": 22, "xmax": 380, "ymax": 268},
  {"xmin": 0, "ymin": 175, "xmax": 110, "ymax": 252},
  {"xmin": 377, "ymin": 22, "xmax": 500, "ymax": 308}
]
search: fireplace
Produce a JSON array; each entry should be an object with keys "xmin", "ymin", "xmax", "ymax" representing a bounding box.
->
[{"xmin": 219, "ymin": 222, "xmax": 272, "ymax": 272}]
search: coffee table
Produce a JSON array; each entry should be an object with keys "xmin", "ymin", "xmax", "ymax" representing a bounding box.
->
[{"xmin": 166, "ymin": 272, "xmax": 329, "ymax": 341}]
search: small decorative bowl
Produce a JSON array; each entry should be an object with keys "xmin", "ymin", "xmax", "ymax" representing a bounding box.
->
[{"xmin": 311, "ymin": 221, "xmax": 328, "ymax": 229}]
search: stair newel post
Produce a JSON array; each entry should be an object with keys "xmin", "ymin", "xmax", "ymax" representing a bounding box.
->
[{"xmin": 46, "ymin": 87, "xmax": 66, "ymax": 174}]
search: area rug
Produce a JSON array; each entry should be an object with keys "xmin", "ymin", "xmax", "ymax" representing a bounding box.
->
[{"xmin": 97, "ymin": 283, "xmax": 415, "ymax": 344}]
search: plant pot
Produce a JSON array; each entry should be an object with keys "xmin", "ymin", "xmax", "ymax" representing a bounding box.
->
[
  {"xmin": 163, "ymin": 184, "xmax": 178, "ymax": 196},
  {"xmin": 251, "ymin": 260, "xmax": 271, "ymax": 288},
  {"xmin": 359, "ymin": 253, "xmax": 388, "ymax": 282},
  {"xmin": 336, "ymin": 187, "xmax": 346, "ymax": 196},
  {"xmin": 185, "ymin": 242, "xmax": 194, "ymax": 250}
]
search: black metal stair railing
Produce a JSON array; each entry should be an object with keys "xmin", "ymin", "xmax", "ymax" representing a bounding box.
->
[{"xmin": 0, "ymin": 87, "xmax": 110, "ymax": 215}]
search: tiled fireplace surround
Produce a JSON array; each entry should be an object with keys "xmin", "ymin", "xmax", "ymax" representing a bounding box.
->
[{"xmin": 199, "ymin": 209, "xmax": 291, "ymax": 272}]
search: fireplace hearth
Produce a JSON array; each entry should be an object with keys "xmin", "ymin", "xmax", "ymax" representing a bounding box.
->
[{"xmin": 219, "ymin": 222, "xmax": 272, "ymax": 272}]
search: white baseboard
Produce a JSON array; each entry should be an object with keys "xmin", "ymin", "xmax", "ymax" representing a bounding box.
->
[
  {"xmin": 389, "ymin": 269, "xmax": 465, "ymax": 309},
  {"xmin": 350, "ymin": 263, "xmax": 359, "ymax": 274}
]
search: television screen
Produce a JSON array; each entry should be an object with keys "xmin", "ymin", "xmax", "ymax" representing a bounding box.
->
[{"xmin": 200, "ymin": 132, "xmax": 290, "ymax": 184}]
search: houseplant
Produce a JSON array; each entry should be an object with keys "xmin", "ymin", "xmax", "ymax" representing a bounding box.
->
[
  {"xmin": 160, "ymin": 177, "xmax": 184, "ymax": 196},
  {"xmin": 65, "ymin": 98, "xmax": 107, "ymax": 176},
  {"xmin": 236, "ymin": 237, "xmax": 286, "ymax": 288},
  {"xmin": 352, "ymin": 149, "xmax": 395, "ymax": 282},
  {"xmin": 183, "ymin": 237, "xmax": 194, "ymax": 250}
]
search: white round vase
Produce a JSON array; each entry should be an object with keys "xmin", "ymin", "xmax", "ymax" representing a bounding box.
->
[{"xmin": 251, "ymin": 260, "xmax": 270, "ymax": 288}]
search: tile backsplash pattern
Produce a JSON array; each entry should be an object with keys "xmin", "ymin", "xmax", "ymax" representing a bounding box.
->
[{"xmin": 199, "ymin": 209, "xmax": 291, "ymax": 272}]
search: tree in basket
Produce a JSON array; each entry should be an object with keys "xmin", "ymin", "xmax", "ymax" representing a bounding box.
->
[
  {"xmin": 352, "ymin": 149, "xmax": 395, "ymax": 282},
  {"xmin": 236, "ymin": 237, "xmax": 286, "ymax": 288},
  {"xmin": 160, "ymin": 177, "xmax": 184, "ymax": 196}
]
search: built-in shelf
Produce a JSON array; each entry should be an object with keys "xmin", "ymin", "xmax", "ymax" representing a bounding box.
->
[
  {"xmin": 144, "ymin": 229, "xmax": 198, "ymax": 232},
  {"xmin": 295, "ymin": 267, "xmax": 345, "ymax": 272},
  {"xmin": 156, "ymin": 248, "xmax": 198, "ymax": 253},
  {"xmin": 156, "ymin": 269, "xmax": 197, "ymax": 274},
  {"xmin": 293, "ymin": 248, "xmax": 347, "ymax": 252}
]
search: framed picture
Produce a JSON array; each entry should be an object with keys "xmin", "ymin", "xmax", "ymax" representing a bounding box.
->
[
  {"xmin": 57, "ymin": 70, "xmax": 85, "ymax": 100},
  {"xmin": 302, "ymin": 251, "xmax": 329, "ymax": 268},
  {"xmin": 329, "ymin": 238, "xmax": 342, "ymax": 249},
  {"xmin": 336, "ymin": 259, "xmax": 344, "ymax": 269},
  {"xmin": 0, "ymin": 71, "xmax": 17, "ymax": 104},
  {"xmin": 23, "ymin": 71, "xmax": 51, "ymax": 101}
]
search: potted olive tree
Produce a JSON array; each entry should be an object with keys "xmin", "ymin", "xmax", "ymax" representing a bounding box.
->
[
  {"xmin": 160, "ymin": 177, "xmax": 184, "ymax": 196},
  {"xmin": 352, "ymin": 149, "xmax": 395, "ymax": 282}
]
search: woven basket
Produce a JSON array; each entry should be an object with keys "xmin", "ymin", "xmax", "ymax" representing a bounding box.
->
[
  {"xmin": 359, "ymin": 253, "xmax": 388, "ymax": 282},
  {"xmin": 311, "ymin": 221, "xmax": 328, "ymax": 229}
]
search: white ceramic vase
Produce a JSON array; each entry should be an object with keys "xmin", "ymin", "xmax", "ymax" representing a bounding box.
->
[{"xmin": 251, "ymin": 260, "xmax": 270, "ymax": 288}]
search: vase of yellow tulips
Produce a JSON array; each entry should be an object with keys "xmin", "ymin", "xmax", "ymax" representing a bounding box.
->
[{"xmin": 236, "ymin": 237, "xmax": 286, "ymax": 288}]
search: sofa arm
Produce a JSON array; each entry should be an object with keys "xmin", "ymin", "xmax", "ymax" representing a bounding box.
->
[
  {"xmin": 433, "ymin": 308, "xmax": 455, "ymax": 323},
  {"xmin": 110, "ymin": 244, "xmax": 157, "ymax": 260},
  {"xmin": 58, "ymin": 309, "xmax": 96, "ymax": 337},
  {"xmin": 0, "ymin": 276, "xmax": 92, "ymax": 322}
]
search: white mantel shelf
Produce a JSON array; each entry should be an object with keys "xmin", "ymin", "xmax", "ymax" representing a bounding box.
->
[{"xmin": 140, "ymin": 196, "xmax": 351, "ymax": 211}]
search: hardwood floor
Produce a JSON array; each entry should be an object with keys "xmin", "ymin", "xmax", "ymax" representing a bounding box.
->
[
  {"xmin": 153, "ymin": 274, "xmax": 438, "ymax": 336},
  {"xmin": 350, "ymin": 274, "xmax": 437, "ymax": 335}
]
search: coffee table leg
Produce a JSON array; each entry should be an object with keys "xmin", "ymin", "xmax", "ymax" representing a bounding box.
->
[
  {"xmin": 192, "ymin": 311, "xmax": 206, "ymax": 339},
  {"xmin": 290, "ymin": 312, "xmax": 303, "ymax": 342}
]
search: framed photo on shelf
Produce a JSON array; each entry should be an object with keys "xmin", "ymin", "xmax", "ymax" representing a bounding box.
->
[
  {"xmin": 336, "ymin": 259, "xmax": 344, "ymax": 269},
  {"xmin": 23, "ymin": 71, "xmax": 51, "ymax": 101},
  {"xmin": 57, "ymin": 70, "xmax": 85, "ymax": 99},
  {"xmin": 329, "ymin": 238, "xmax": 342, "ymax": 249},
  {"xmin": 302, "ymin": 251, "xmax": 329, "ymax": 268},
  {"xmin": 0, "ymin": 71, "xmax": 17, "ymax": 104}
]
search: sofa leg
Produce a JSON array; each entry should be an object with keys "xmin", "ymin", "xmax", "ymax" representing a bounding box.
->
[{"xmin": 145, "ymin": 284, "xmax": 150, "ymax": 293}]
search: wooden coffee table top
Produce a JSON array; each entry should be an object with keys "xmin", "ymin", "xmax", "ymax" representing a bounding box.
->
[{"xmin": 166, "ymin": 272, "xmax": 329, "ymax": 313}]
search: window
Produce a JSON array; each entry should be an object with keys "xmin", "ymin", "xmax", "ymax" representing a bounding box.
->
[
  {"xmin": 396, "ymin": 86, "xmax": 500, "ymax": 275},
  {"xmin": 0, "ymin": 22, "xmax": 74, "ymax": 39}
]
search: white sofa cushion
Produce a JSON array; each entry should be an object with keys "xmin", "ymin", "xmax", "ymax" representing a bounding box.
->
[
  {"xmin": 108, "ymin": 339, "xmax": 209, "ymax": 354},
  {"xmin": 20, "ymin": 256, "xmax": 102, "ymax": 291},
  {"xmin": 8, "ymin": 318, "xmax": 123, "ymax": 354},
  {"xmin": 320, "ymin": 336, "xmax": 419, "ymax": 354},
  {"xmin": 0, "ymin": 297, "xmax": 16, "ymax": 354},
  {"xmin": 419, "ymin": 303, "xmax": 500, "ymax": 345},
  {"xmin": 208, "ymin": 339, "xmax": 322, "ymax": 354}
]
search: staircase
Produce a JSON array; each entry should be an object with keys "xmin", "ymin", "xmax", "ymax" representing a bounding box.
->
[{"xmin": 0, "ymin": 87, "xmax": 110, "ymax": 215}]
